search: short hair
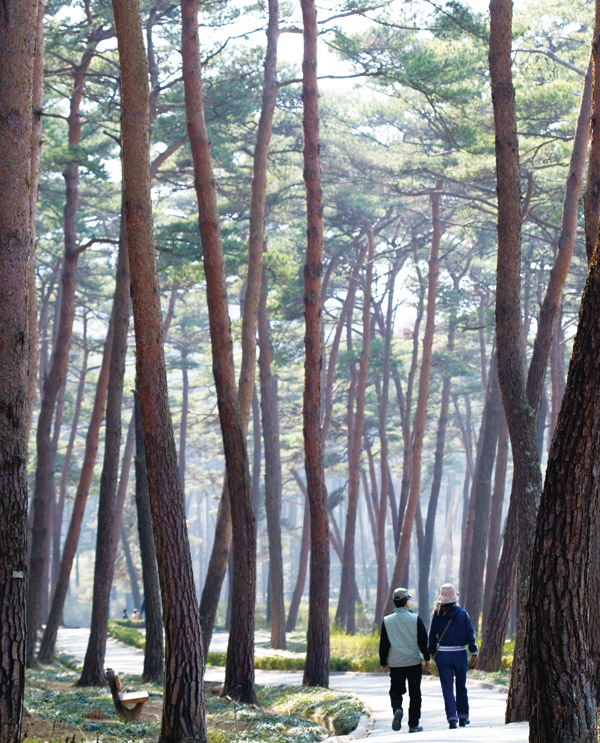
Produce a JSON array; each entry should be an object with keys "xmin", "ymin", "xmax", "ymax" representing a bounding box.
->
[{"xmin": 393, "ymin": 596, "xmax": 409, "ymax": 608}]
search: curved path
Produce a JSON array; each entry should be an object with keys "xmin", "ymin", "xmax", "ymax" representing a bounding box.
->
[{"xmin": 55, "ymin": 628, "xmax": 528, "ymax": 742}]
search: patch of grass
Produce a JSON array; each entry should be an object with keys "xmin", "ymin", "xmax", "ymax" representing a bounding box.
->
[
  {"xmin": 258, "ymin": 685, "xmax": 364, "ymax": 736},
  {"xmin": 330, "ymin": 630, "xmax": 380, "ymax": 672},
  {"xmin": 107, "ymin": 621, "xmax": 146, "ymax": 650}
]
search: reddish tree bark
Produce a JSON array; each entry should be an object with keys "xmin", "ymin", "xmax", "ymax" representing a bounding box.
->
[
  {"xmin": 112, "ymin": 0, "xmax": 206, "ymax": 738},
  {"xmin": 180, "ymin": 0, "xmax": 256, "ymax": 704},
  {"xmin": 197, "ymin": 0, "xmax": 279, "ymax": 658},
  {"xmin": 300, "ymin": 0, "xmax": 329, "ymax": 688},
  {"xmin": 38, "ymin": 318, "xmax": 114, "ymax": 664},
  {"xmin": 387, "ymin": 182, "xmax": 442, "ymax": 611},
  {"xmin": 489, "ymin": 8, "xmax": 592, "ymax": 716},
  {"xmin": 26, "ymin": 18, "xmax": 112, "ymax": 666},
  {"xmin": 287, "ymin": 470, "xmax": 311, "ymax": 632},
  {"xmin": 0, "ymin": 0, "xmax": 38, "ymax": 738},
  {"xmin": 134, "ymin": 392, "xmax": 164, "ymax": 684},
  {"xmin": 258, "ymin": 273, "xmax": 286, "ymax": 649},
  {"xmin": 335, "ymin": 228, "xmax": 373, "ymax": 632}
]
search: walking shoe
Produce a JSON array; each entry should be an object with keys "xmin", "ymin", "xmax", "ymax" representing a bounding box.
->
[
  {"xmin": 459, "ymin": 719, "xmax": 470, "ymax": 727},
  {"xmin": 391, "ymin": 710, "xmax": 403, "ymax": 731},
  {"xmin": 408, "ymin": 725, "xmax": 423, "ymax": 732},
  {"xmin": 448, "ymin": 720, "xmax": 458, "ymax": 729}
]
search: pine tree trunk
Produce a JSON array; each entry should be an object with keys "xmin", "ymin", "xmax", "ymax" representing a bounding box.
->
[
  {"xmin": 134, "ymin": 393, "xmax": 164, "ymax": 684},
  {"xmin": 463, "ymin": 355, "xmax": 501, "ymax": 631},
  {"xmin": 336, "ymin": 229, "xmax": 372, "ymax": 632},
  {"xmin": 300, "ymin": 0, "xmax": 329, "ymax": 687},
  {"xmin": 38, "ymin": 316, "xmax": 114, "ymax": 664},
  {"xmin": 112, "ymin": 0, "xmax": 206, "ymax": 738},
  {"xmin": 387, "ymin": 182, "xmax": 442, "ymax": 610},
  {"xmin": 180, "ymin": 0, "xmax": 256, "ymax": 704},
  {"xmin": 526, "ymin": 244, "xmax": 600, "ymax": 743},
  {"xmin": 286, "ymin": 474, "xmax": 310, "ymax": 632},
  {"xmin": 78, "ymin": 213, "xmax": 130, "ymax": 687},
  {"xmin": 418, "ymin": 320, "xmax": 455, "ymax": 620},
  {"xmin": 0, "ymin": 0, "xmax": 38, "ymax": 737},
  {"xmin": 489, "ymin": 4, "xmax": 592, "ymax": 716},
  {"xmin": 258, "ymin": 276, "xmax": 286, "ymax": 649},
  {"xmin": 197, "ymin": 0, "xmax": 278, "ymax": 659},
  {"xmin": 481, "ymin": 414, "xmax": 509, "ymax": 631},
  {"xmin": 27, "ymin": 22, "xmax": 108, "ymax": 665}
]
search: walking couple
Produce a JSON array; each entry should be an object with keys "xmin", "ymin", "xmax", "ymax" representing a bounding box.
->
[{"xmin": 379, "ymin": 583, "xmax": 478, "ymax": 733}]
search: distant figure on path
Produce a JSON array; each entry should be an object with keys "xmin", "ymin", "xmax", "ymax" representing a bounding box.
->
[
  {"xmin": 132, "ymin": 608, "xmax": 140, "ymax": 620},
  {"xmin": 122, "ymin": 608, "xmax": 129, "ymax": 620},
  {"xmin": 428, "ymin": 583, "xmax": 478, "ymax": 730},
  {"xmin": 379, "ymin": 587, "xmax": 431, "ymax": 733}
]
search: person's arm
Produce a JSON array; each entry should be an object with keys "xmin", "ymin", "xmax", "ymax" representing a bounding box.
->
[
  {"xmin": 428, "ymin": 616, "xmax": 438, "ymax": 657},
  {"xmin": 416, "ymin": 616, "xmax": 430, "ymax": 661},
  {"xmin": 464, "ymin": 610, "xmax": 478, "ymax": 655},
  {"xmin": 379, "ymin": 621, "xmax": 390, "ymax": 670}
]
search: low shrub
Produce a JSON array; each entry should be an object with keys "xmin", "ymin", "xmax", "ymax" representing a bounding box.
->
[{"xmin": 107, "ymin": 620, "xmax": 145, "ymax": 650}]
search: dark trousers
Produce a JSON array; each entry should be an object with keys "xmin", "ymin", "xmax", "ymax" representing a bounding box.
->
[
  {"xmin": 435, "ymin": 649, "xmax": 469, "ymax": 722},
  {"xmin": 389, "ymin": 664, "xmax": 422, "ymax": 728}
]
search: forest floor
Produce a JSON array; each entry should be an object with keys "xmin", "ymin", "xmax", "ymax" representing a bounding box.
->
[{"xmin": 50, "ymin": 628, "xmax": 529, "ymax": 742}]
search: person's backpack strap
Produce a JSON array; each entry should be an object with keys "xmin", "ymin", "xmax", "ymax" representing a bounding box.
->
[{"xmin": 437, "ymin": 617, "xmax": 454, "ymax": 645}]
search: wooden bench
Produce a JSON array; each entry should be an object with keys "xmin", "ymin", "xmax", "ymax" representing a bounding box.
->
[{"xmin": 106, "ymin": 668, "xmax": 149, "ymax": 721}]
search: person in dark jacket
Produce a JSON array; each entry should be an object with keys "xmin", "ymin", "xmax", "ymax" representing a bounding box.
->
[
  {"xmin": 428, "ymin": 583, "xmax": 478, "ymax": 729},
  {"xmin": 380, "ymin": 587, "xmax": 431, "ymax": 733}
]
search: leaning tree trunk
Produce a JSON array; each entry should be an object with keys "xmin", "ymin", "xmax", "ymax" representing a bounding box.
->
[
  {"xmin": 489, "ymin": 8, "xmax": 592, "ymax": 716},
  {"xmin": 180, "ymin": 0, "xmax": 257, "ymax": 704},
  {"xmin": 481, "ymin": 414, "xmax": 509, "ymax": 632},
  {"xmin": 0, "ymin": 0, "xmax": 38, "ymax": 737},
  {"xmin": 111, "ymin": 0, "xmax": 206, "ymax": 739},
  {"xmin": 335, "ymin": 228, "xmax": 373, "ymax": 633},
  {"xmin": 78, "ymin": 214, "xmax": 130, "ymax": 687},
  {"xmin": 197, "ymin": 0, "xmax": 279, "ymax": 658},
  {"xmin": 526, "ymin": 220, "xmax": 600, "ymax": 743},
  {"xmin": 38, "ymin": 314, "xmax": 114, "ymax": 664},
  {"xmin": 26, "ymin": 21, "xmax": 109, "ymax": 665},
  {"xmin": 386, "ymin": 181, "xmax": 442, "ymax": 611},
  {"xmin": 258, "ymin": 274, "xmax": 286, "ymax": 649},
  {"xmin": 418, "ymin": 319, "xmax": 456, "ymax": 621},
  {"xmin": 463, "ymin": 354, "xmax": 502, "ymax": 631},
  {"xmin": 134, "ymin": 392, "xmax": 164, "ymax": 684},
  {"xmin": 286, "ymin": 475, "xmax": 311, "ymax": 632},
  {"xmin": 300, "ymin": 0, "xmax": 330, "ymax": 688}
]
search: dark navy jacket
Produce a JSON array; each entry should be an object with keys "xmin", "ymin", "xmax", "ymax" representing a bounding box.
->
[{"xmin": 428, "ymin": 604, "xmax": 478, "ymax": 656}]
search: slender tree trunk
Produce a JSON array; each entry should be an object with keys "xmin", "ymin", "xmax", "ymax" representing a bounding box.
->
[
  {"xmin": 134, "ymin": 392, "xmax": 164, "ymax": 684},
  {"xmin": 197, "ymin": 0, "xmax": 279, "ymax": 658},
  {"xmin": 179, "ymin": 349, "xmax": 189, "ymax": 508},
  {"xmin": 112, "ymin": 0, "xmax": 206, "ymax": 738},
  {"xmin": 336, "ymin": 229, "xmax": 373, "ymax": 632},
  {"xmin": 286, "ymin": 474, "xmax": 311, "ymax": 632},
  {"xmin": 251, "ymin": 386, "xmax": 261, "ymax": 517},
  {"xmin": 0, "ymin": 0, "xmax": 38, "ymax": 736},
  {"xmin": 300, "ymin": 0, "xmax": 329, "ymax": 687},
  {"xmin": 121, "ymin": 523, "xmax": 142, "ymax": 612},
  {"xmin": 258, "ymin": 274, "xmax": 286, "ymax": 649},
  {"xmin": 481, "ymin": 414, "xmax": 509, "ymax": 632},
  {"xmin": 181, "ymin": 0, "xmax": 256, "ymax": 704},
  {"xmin": 38, "ymin": 318, "xmax": 114, "ymax": 664},
  {"xmin": 78, "ymin": 213, "xmax": 131, "ymax": 687},
  {"xmin": 53, "ymin": 331, "xmax": 89, "ymax": 593},
  {"xmin": 418, "ymin": 320, "xmax": 456, "ymax": 620},
  {"xmin": 27, "ymin": 21, "xmax": 110, "ymax": 665},
  {"xmin": 463, "ymin": 354, "xmax": 501, "ymax": 632},
  {"xmin": 387, "ymin": 181, "xmax": 442, "ymax": 611}
]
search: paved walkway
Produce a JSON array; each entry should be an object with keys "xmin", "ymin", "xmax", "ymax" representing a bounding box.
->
[{"xmin": 55, "ymin": 628, "xmax": 529, "ymax": 742}]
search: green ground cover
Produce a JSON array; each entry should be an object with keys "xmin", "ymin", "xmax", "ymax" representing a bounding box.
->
[{"xmin": 22, "ymin": 662, "xmax": 364, "ymax": 743}]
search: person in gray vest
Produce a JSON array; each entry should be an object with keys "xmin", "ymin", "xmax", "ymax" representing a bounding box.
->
[{"xmin": 380, "ymin": 587, "xmax": 430, "ymax": 733}]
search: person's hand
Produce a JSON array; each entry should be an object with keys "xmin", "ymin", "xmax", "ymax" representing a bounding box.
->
[
  {"xmin": 380, "ymin": 665, "xmax": 388, "ymax": 673},
  {"xmin": 425, "ymin": 661, "xmax": 431, "ymax": 672},
  {"xmin": 470, "ymin": 654, "xmax": 477, "ymax": 669},
  {"xmin": 431, "ymin": 652, "xmax": 436, "ymax": 662}
]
